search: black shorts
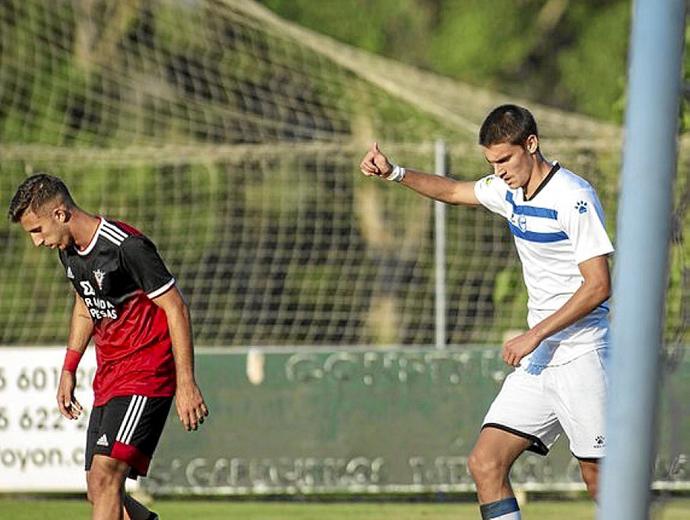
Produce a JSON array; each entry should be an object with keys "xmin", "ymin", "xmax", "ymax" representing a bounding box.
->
[{"xmin": 85, "ymin": 395, "xmax": 172, "ymax": 479}]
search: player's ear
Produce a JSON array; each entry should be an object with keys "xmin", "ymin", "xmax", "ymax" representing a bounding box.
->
[
  {"xmin": 53, "ymin": 206, "xmax": 70, "ymax": 223},
  {"xmin": 525, "ymin": 135, "xmax": 539, "ymax": 154}
]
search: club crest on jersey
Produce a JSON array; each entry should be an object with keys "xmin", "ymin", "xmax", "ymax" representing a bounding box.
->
[
  {"xmin": 518, "ymin": 214, "xmax": 527, "ymax": 232},
  {"xmin": 93, "ymin": 269, "xmax": 106, "ymax": 291},
  {"xmin": 510, "ymin": 213, "xmax": 528, "ymax": 232}
]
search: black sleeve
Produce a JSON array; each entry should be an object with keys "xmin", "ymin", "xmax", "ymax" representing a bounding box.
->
[
  {"xmin": 119, "ymin": 235, "xmax": 175, "ymax": 299},
  {"xmin": 58, "ymin": 250, "xmax": 70, "ymax": 279},
  {"xmin": 58, "ymin": 250, "xmax": 67, "ymax": 269}
]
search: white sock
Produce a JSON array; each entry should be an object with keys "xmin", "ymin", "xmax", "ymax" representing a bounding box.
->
[{"xmin": 493, "ymin": 511, "xmax": 521, "ymax": 520}]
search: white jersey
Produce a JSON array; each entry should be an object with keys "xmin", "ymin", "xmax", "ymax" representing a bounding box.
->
[{"xmin": 474, "ymin": 163, "xmax": 614, "ymax": 366}]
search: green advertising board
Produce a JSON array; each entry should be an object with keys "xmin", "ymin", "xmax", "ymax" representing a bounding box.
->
[{"xmin": 145, "ymin": 346, "xmax": 690, "ymax": 495}]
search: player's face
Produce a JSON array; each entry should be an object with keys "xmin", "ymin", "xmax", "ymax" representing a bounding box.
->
[
  {"xmin": 482, "ymin": 137, "xmax": 537, "ymax": 190},
  {"xmin": 19, "ymin": 206, "xmax": 72, "ymax": 250}
]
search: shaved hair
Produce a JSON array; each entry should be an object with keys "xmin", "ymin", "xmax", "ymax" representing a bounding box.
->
[{"xmin": 8, "ymin": 173, "xmax": 75, "ymax": 223}]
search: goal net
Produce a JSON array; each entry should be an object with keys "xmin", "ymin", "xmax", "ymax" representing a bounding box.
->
[{"xmin": 0, "ymin": 0, "xmax": 686, "ymax": 348}]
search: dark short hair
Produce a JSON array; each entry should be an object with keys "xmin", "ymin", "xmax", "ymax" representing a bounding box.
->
[
  {"xmin": 8, "ymin": 173, "xmax": 75, "ymax": 223},
  {"xmin": 479, "ymin": 104, "xmax": 538, "ymax": 146}
]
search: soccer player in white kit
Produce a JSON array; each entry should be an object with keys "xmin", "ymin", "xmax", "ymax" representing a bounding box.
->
[{"xmin": 359, "ymin": 105, "xmax": 613, "ymax": 520}]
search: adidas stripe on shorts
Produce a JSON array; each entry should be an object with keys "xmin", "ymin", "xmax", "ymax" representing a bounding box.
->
[{"xmin": 85, "ymin": 395, "xmax": 173, "ymax": 478}]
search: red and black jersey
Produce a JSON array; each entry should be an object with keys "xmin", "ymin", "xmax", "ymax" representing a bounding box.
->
[{"xmin": 59, "ymin": 218, "xmax": 177, "ymax": 406}]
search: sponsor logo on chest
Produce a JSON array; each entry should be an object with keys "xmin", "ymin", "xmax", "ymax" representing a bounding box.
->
[{"xmin": 76, "ymin": 268, "xmax": 118, "ymax": 320}]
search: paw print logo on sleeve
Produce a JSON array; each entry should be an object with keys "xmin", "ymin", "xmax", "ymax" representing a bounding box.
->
[{"xmin": 575, "ymin": 200, "xmax": 588, "ymax": 214}]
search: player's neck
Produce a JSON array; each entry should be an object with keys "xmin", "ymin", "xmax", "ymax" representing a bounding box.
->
[
  {"xmin": 71, "ymin": 210, "xmax": 101, "ymax": 252},
  {"xmin": 524, "ymin": 155, "xmax": 553, "ymax": 200}
]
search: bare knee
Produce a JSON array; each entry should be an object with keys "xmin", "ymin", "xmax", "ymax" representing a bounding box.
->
[
  {"xmin": 88, "ymin": 469, "xmax": 120, "ymax": 500},
  {"xmin": 468, "ymin": 449, "xmax": 509, "ymax": 485},
  {"xmin": 87, "ymin": 461, "xmax": 127, "ymax": 503},
  {"xmin": 468, "ymin": 429, "xmax": 530, "ymax": 487}
]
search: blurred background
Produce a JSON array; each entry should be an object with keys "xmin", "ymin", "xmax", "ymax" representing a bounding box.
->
[
  {"xmin": 0, "ymin": 0, "xmax": 686, "ymax": 348},
  {"xmin": 0, "ymin": 0, "xmax": 687, "ymax": 517}
]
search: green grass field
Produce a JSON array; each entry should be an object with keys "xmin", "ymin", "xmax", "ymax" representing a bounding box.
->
[{"xmin": 2, "ymin": 498, "xmax": 690, "ymax": 519}]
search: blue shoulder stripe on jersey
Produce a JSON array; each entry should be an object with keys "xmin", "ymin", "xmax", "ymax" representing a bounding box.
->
[
  {"xmin": 506, "ymin": 192, "xmax": 558, "ymax": 219},
  {"xmin": 508, "ymin": 222, "xmax": 569, "ymax": 243}
]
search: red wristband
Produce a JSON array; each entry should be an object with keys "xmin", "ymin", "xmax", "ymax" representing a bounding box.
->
[{"xmin": 63, "ymin": 348, "xmax": 83, "ymax": 373}]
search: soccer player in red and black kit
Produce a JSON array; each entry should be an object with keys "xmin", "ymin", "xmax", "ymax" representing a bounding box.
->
[{"xmin": 9, "ymin": 174, "xmax": 209, "ymax": 520}]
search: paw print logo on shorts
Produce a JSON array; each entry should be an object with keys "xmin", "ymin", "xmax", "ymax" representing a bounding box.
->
[
  {"xmin": 595, "ymin": 435, "xmax": 605, "ymax": 447},
  {"xmin": 575, "ymin": 201, "xmax": 588, "ymax": 214}
]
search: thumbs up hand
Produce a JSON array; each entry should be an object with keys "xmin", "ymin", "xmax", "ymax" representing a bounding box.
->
[{"xmin": 359, "ymin": 142, "xmax": 393, "ymax": 179}]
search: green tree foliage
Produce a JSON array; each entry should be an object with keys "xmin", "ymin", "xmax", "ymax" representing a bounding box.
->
[{"xmin": 258, "ymin": 0, "xmax": 644, "ymax": 125}]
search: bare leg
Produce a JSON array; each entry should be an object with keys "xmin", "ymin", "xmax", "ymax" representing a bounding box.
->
[
  {"xmin": 579, "ymin": 459, "xmax": 600, "ymax": 500},
  {"xmin": 467, "ymin": 427, "xmax": 531, "ymax": 504},
  {"xmin": 87, "ymin": 455, "xmax": 130, "ymax": 520}
]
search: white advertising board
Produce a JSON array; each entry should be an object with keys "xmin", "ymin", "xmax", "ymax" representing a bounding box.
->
[{"xmin": 0, "ymin": 346, "xmax": 134, "ymax": 492}]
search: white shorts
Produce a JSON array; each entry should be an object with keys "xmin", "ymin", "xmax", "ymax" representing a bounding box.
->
[{"xmin": 481, "ymin": 348, "xmax": 608, "ymax": 459}]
